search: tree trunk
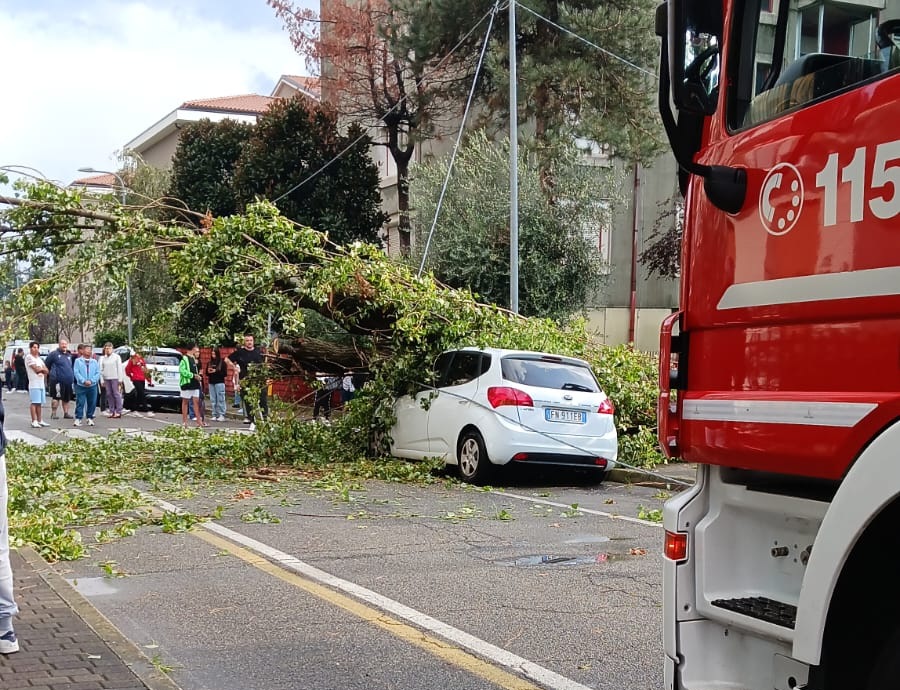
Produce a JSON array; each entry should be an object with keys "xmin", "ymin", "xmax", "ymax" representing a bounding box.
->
[
  {"xmin": 396, "ymin": 158, "xmax": 411, "ymax": 253},
  {"xmin": 384, "ymin": 119, "xmax": 415, "ymax": 255},
  {"xmin": 270, "ymin": 335, "xmax": 380, "ymax": 375}
]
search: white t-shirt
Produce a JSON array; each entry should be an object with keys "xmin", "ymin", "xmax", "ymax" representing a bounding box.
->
[{"xmin": 24, "ymin": 353, "xmax": 45, "ymax": 389}]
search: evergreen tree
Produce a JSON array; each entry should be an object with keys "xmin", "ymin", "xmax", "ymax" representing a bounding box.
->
[
  {"xmin": 168, "ymin": 119, "xmax": 253, "ymax": 223},
  {"xmin": 390, "ymin": 0, "xmax": 663, "ymax": 192},
  {"xmin": 233, "ymin": 97, "xmax": 387, "ymax": 247}
]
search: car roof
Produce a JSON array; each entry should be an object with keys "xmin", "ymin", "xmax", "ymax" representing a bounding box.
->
[
  {"xmin": 115, "ymin": 346, "xmax": 182, "ymax": 355},
  {"xmin": 452, "ymin": 347, "xmax": 592, "ymax": 367}
]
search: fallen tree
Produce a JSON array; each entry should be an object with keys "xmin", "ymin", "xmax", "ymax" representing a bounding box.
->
[{"xmin": 1, "ymin": 182, "xmax": 663, "ymax": 467}]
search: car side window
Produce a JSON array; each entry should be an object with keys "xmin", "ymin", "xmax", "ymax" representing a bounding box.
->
[
  {"xmin": 431, "ymin": 353, "xmax": 453, "ymax": 388},
  {"xmin": 442, "ymin": 352, "xmax": 482, "ymax": 387}
]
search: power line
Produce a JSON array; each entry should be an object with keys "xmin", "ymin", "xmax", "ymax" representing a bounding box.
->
[
  {"xmin": 273, "ymin": 6, "xmax": 500, "ymax": 204},
  {"xmin": 418, "ymin": 1, "xmax": 500, "ymax": 277},
  {"xmin": 514, "ymin": 1, "xmax": 658, "ymax": 80}
]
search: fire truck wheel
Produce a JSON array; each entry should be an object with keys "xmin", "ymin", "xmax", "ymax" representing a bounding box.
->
[
  {"xmin": 457, "ymin": 429, "xmax": 491, "ymax": 484},
  {"xmin": 867, "ymin": 626, "xmax": 900, "ymax": 688}
]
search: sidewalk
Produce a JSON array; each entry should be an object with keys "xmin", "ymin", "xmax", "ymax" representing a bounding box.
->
[{"xmin": 0, "ymin": 548, "xmax": 180, "ymax": 690}]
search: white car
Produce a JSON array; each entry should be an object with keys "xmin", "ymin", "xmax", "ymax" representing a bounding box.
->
[
  {"xmin": 115, "ymin": 346, "xmax": 184, "ymax": 407},
  {"xmin": 390, "ymin": 348, "xmax": 618, "ymax": 483}
]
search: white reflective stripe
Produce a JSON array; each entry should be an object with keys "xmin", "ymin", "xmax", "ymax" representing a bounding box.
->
[
  {"xmin": 717, "ymin": 266, "xmax": 900, "ymax": 310},
  {"xmin": 682, "ymin": 399, "xmax": 877, "ymax": 427}
]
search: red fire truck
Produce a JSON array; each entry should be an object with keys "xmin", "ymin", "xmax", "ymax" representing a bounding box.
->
[{"xmin": 656, "ymin": 0, "xmax": 900, "ymax": 688}]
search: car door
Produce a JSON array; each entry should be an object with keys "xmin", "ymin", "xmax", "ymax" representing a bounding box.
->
[
  {"xmin": 391, "ymin": 353, "xmax": 452, "ymax": 457},
  {"xmin": 426, "ymin": 351, "xmax": 486, "ymax": 459}
]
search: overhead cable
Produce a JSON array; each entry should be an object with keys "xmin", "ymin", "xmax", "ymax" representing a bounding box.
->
[
  {"xmin": 515, "ymin": 0, "xmax": 658, "ymax": 80},
  {"xmin": 417, "ymin": 0, "xmax": 500, "ymax": 276}
]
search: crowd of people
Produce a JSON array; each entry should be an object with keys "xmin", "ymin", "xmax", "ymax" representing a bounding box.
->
[{"xmin": 4, "ymin": 333, "xmax": 363, "ymax": 431}]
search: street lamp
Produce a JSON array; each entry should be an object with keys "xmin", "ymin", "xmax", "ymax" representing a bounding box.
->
[{"xmin": 78, "ymin": 166, "xmax": 133, "ymax": 345}]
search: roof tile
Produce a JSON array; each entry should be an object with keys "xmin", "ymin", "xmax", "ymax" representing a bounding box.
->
[{"xmin": 180, "ymin": 94, "xmax": 276, "ymax": 114}]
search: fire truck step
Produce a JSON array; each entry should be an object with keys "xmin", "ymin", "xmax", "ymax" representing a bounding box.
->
[{"xmin": 711, "ymin": 597, "xmax": 797, "ymax": 628}]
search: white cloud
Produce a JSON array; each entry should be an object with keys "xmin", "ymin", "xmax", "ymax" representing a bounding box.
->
[{"xmin": 0, "ymin": 0, "xmax": 310, "ymax": 185}]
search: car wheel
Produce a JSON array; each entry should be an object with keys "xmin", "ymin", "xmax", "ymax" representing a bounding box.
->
[
  {"xmin": 368, "ymin": 428, "xmax": 387, "ymax": 458},
  {"xmin": 457, "ymin": 430, "xmax": 491, "ymax": 484}
]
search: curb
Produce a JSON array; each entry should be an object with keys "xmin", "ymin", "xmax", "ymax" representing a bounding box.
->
[
  {"xmin": 607, "ymin": 466, "xmax": 696, "ymax": 488},
  {"xmin": 17, "ymin": 546, "xmax": 184, "ymax": 690}
]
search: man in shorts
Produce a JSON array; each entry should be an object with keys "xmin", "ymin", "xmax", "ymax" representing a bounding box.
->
[
  {"xmin": 24, "ymin": 341, "xmax": 49, "ymax": 428},
  {"xmin": 45, "ymin": 339, "xmax": 75, "ymax": 420}
]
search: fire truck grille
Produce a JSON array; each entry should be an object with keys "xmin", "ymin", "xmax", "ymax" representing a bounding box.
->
[{"xmin": 711, "ymin": 596, "xmax": 797, "ymax": 629}]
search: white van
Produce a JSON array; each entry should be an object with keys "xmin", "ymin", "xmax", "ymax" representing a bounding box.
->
[{"xmin": 3, "ymin": 340, "xmax": 54, "ymax": 366}]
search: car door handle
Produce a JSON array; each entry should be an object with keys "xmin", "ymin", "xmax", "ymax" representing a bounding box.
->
[{"xmin": 458, "ymin": 400, "xmax": 466, "ymax": 404}]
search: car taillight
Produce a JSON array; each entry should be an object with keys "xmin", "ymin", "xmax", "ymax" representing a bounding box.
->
[
  {"xmin": 487, "ymin": 386, "xmax": 534, "ymax": 408},
  {"xmin": 664, "ymin": 530, "xmax": 687, "ymax": 562},
  {"xmin": 597, "ymin": 397, "xmax": 615, "ymax": 415}
]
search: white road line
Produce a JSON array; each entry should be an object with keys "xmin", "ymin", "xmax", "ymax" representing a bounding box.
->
[
  {"xmin": 151, "ymin": 495, "xmax": 596, "ymax": 690},
  {"xmin": 6, "ymin": 430, "xmax": 48, "ymax": 446},
  {"xmin": 490, "ymin": 490, "xmax": 665, "ymax": 528}
]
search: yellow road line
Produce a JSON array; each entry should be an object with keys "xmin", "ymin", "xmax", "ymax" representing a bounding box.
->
[{"xmin": 191, "ymin": 528, "xmax": 543, "ymax": 690}]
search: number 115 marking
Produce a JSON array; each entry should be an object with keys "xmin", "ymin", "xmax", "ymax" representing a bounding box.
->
[{"xmin": 814, "ymin": 139, "xmax": 900, "ymax": 226}]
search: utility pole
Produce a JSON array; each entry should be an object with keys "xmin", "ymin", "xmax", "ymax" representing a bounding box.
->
[{"xmin": 509, "ymin": 0, "xmax": 519, "ymax": 314}]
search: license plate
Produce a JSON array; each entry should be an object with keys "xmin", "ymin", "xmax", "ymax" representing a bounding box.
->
[
  {"xmin": 164, "ymin": 372, "xmax": 178, "ymax": 384},
  {"xmin": 545, "ymin": 408, "xmax": 587, "ymax": 424}
]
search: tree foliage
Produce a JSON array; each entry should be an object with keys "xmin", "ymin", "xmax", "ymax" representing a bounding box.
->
[
  {"xmin": 169, "ymin": 119, "xmax": 253, "ymax": 223},
  {"xmin": 639, "ymin": 196, "xmax": 683, "ymax": 280},
  {"xmin": 0, "ymin": 183, "xmax": 663, "ymax": 468},
  {"xmin": 233, "ymin": 98, "xmax": 387, "ymax": 247},
  {"xmin": 168, "ymin": 97, "xmax": 387, "ymax": 247},
  {"xmin": 391, "ymin": 0, "xmax": 663, "ymax": 182},
  {"xmin": 411, "ymin": 131, "xmax": 619, "ymax": 319},
  {"xmin": 268, "ymin": 0, "xmax": 480, "ymax": 251}
]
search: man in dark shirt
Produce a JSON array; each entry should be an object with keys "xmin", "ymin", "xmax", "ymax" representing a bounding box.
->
[
  {"xmin": 224, "ymin": 334, "xmax": 268, "ymax": 432},
  {"xmin": 0, "ymin": 397, "xmax": 19, "ymax": 654},
  {"xmin": 44, "ymin": 339, "xmax": 76, "ymax": 420}
]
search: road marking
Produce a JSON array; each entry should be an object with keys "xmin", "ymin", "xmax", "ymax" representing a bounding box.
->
[
  {"xmin": 490, "ymin": 490, "xmax": 664, "ymax": 528},
  {"xmin": 6, "ymin": 430, "xmax": 47, "ymax": 446},
  {"xmin": 151, "ymin": 496, "xmax": 592, "ymax": 690}
]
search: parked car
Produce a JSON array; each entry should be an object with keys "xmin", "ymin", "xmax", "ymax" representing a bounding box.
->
[
  {"xmin": 389, "ymin": 348, "xmax": 618, "ymax": 483},
  {"xmin": 115, "ymin": 346, "xmax": 184, "ymax": 409}
]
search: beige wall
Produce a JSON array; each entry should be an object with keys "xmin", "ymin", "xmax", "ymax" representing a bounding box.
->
[
  {"xmin": 585, "ymin": 307, "xmax": 674, "ymax": 352},
  {"xmin": 137, "ymin": 133, "xmax": 180, "ymax": 169}
]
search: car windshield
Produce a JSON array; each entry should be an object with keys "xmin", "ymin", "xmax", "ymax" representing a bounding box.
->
[
  {"xmin": 501, "ymin": 356, "xmax": 599, "ymax": 392},
  {"xmin": 147, "ymin": 354, "xmax": 181, "ymax": 367}
]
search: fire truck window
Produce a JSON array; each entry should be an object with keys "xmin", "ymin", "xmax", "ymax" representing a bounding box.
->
[{"xmin": 733, "ymin": 2, "xmax": 897, "ymax": 130}]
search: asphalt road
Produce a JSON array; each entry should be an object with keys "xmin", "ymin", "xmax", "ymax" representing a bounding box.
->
[{"xmin": 3, "ymin": 388, "xmax": 673, "ymax": 690}]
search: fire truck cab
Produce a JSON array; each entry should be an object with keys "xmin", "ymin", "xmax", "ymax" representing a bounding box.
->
[{"xmin": 657, "ymin": 1, "xmax": 900, "ymax": 688}]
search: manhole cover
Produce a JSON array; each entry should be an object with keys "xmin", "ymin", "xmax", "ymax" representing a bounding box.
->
[{"xmin": 495, "ymin": 554, "xmax": 601, "ymax": 567}]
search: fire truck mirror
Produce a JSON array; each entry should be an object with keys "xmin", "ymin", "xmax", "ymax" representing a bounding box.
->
[{"xmin": 668, "ymin": 0, "xmax": 722, "ymax": 115}]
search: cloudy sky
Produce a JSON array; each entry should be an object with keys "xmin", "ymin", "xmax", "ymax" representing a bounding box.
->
[{"xmin": 0, "ymin": 0, "xmax": 316, "ymax": 186}]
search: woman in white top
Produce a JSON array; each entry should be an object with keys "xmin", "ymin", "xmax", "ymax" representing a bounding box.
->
[{"xmin": 98, "ymin": 343, "xmax": 126, "ymax": 419}]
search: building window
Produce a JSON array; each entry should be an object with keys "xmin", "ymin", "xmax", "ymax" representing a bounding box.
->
[{"xmin": 797, "ymin": 2, "xmax": 876, "ymax": 59}]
